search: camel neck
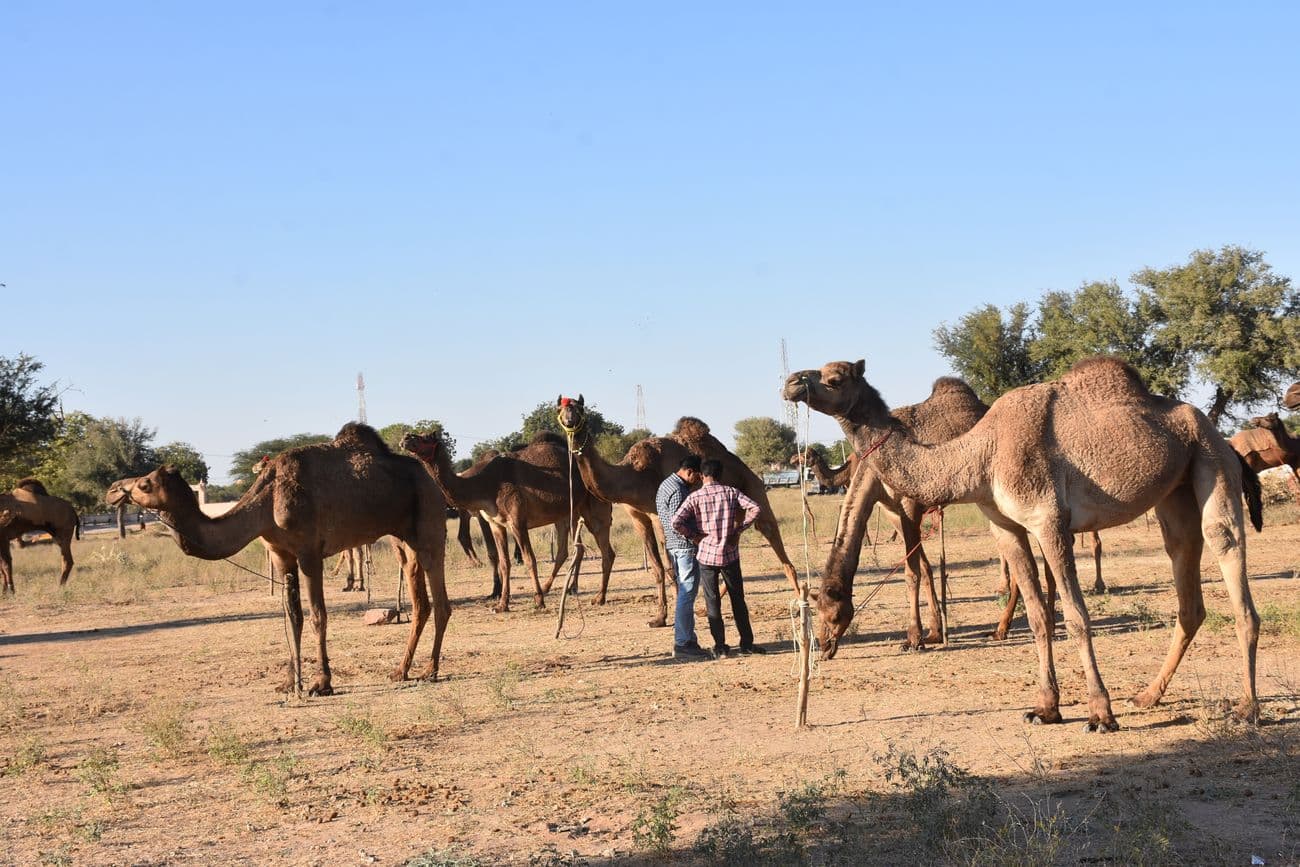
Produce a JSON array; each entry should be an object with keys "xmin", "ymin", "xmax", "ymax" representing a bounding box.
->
[
  {"xmin": 837, "ymin": 398, "xmax": 989, "ymax": 507},
  {"xmin": 164, "ymin": 492, "xmax": 273, "ymax": 560},
  {"xmin": 421, "ymin": 448, "xmax": 490, "ymax": 511}
]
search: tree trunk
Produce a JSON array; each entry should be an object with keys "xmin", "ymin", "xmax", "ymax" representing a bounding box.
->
[{"xmin": 116, "ymin": 503, "xmax": 126, "ymax": 539}]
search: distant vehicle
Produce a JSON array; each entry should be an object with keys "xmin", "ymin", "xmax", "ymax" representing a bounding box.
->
[{"xmin": 761, "ymin": 468, "xmax": 840, "ymax": 494}]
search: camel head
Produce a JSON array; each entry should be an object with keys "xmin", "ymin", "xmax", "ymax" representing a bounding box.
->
[
  {"xmin": 815, "ymin": 581, "xmax": 853, "ymax": 660},
  {"xmin": 105, "ymin": 466, "xmax": 195, "ymax": 512},
  {"xmin": 1285, "ymin": 382, "xmax": 1300, "ymax": 412},
  {"xmin": 400, "ymin": 432, "xmax": 447, "ymax": 463},
  {"xmin": 0, "ymin": 508, "xmax": 14, "ymax": 528},
  {"xmin": 555, "ymin": 394, "xmax": 586, "ymax": 437},
  {"xmin": 1250, "ymin": 412, "xmax": 1284, "ymax": 433},
  {"xmin": 783, "ymin": 360, "xmax": 867, "ymax": 418}
]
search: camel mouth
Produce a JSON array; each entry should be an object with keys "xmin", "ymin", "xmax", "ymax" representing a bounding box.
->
[
  {"xmin": 105, "ymin": 481, "xmax": 133, "ymax": 507},
  {"xmin": 782, "ymin": 376, "xmax": 812, "ymax": 403}
]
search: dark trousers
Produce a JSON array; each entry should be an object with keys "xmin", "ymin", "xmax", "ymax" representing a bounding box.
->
[{"xmin": 699, "ymin": 561, "xmax": 753, "ymax": 650}]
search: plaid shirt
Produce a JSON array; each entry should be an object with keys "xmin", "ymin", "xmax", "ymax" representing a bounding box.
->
[
  {"xmin": 655, "ymin": 473, "xmax": 695, "ymax": 552},
  {"xmin": 671, "ymin": 481, "xmax": 761, "ymax": 568}
]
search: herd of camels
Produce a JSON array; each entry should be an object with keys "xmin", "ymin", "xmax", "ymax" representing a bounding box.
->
[{"xmin": 3, "ymin": 364, "xmax": 1298, "ymax": 730}]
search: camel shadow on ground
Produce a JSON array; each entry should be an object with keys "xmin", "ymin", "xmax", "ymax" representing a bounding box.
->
[{"xmin": 0, "ymin": 610, "xmax": 284, "ymax": 647}]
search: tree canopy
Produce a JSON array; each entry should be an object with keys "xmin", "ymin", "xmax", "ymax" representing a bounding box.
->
[
  {"xmin": 376, "ymin": 420, "xmax": 455, "ymax": 457},
  {"xmin": 230, "ymin": 433, "xmax": 330, "ymax": 488},
  {"xmin": 734, "ymin": 417, "xmax": 797, "ymax": 470},
  {"xmin": 932, "ymin": 303, "xmax": 1042, "ymax": 404},
  {"xmin": 153, "ymin": 442, "xmax": 210, "ymax": 484},
  {"xmin": 0, "ymin": 354, "xmax": 62, "ymax": 488}
]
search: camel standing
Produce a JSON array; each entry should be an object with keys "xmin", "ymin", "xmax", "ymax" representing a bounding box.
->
[
  {"xmin": 556, "ymin": 396, "xmax": 800, "ymax": 628},
  {"xmin": 791, "ymin": 448, "xmax": 857, "ymax": 495},
  {"xmin": 401, "ymin": 431, "xmax": 616, "ymax": 613},
  {"xmin": 0, "ymin": 479, "xmax": 79, "ymax": 592},
  {"xmin": 786, "ymin": 357, "xmax": 1263, "ymax": 730},
  {"xmin": 107, "ymin": 423, "xmax": 450, "ymax": 696},
  {"xmin": 1231, "ymin": 413, "xmax": 1300, "ymax": 477},
  {"xmin": 1285, "ymin": 382, "xmax": 1300, "ymax": 412}
]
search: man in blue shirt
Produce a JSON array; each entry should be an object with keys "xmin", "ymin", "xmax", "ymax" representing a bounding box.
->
[{"xmin": 656, "ymin": 455, "xmax": 709, "ymax": 659}]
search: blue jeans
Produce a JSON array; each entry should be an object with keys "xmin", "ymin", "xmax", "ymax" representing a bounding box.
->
[{"xmin": 670, "ymin": 548, "xmax": 700, "ymax": 647}]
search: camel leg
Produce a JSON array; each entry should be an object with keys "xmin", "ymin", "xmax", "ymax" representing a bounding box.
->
[
  {"xmin": 418, "ymin": 534, "xmax": 451, "ymax": 681},
  {"xmin": 581, "ymin": 505, "xmax": 617, "ymax": 605},
  {"xmin": 987, "ymin": 518, "xmax": 1061, "ymax": 724},
  {"xmin": 272, "ymin": 552, "xmax": 305, "ymax": 696},
  {"xmin": 299, "ymin": 552, "xmax": 333, "ymax": 697},
  {"xmin": 489, "ymin": 522, "xmax": 513, "ymax": 613},
  {"xmin": 456, "ymin": 511, "xmax": 482, "ymax": 567},
  {"xmin": 1035, "ymin": 527, "xmax": 1114, "ymax": 732},
  {"xmin": 752, "ymin": 512, "xmax": 800, "ymax": 593},
  {"xmin": 0, "ymin": 541, "xmax": 13, "ymax": 593},
  {"xmin": 895, "ymin": 513, "xmax": 931, "ymax": 651},
  {"xmin": 510, "ymin": 520, "xmax": 546, "ymax": 608},
  {"xmin": 478, "ymin": 514, "xmax": 503, "ymax": 600},
  {"xmin": 540, "ymin": 519, "xmax": 571, "ymax": 597},
  {"xmin": 1133, "ymin": 489, "xmax": 1206, "ymax": 710},
  {"xmin": 56, "ymin": 529, "xmax": 75, "ymax": 586},
  {"xmin": 1089, "ymin": 531, "xmax": 1105, "ymax": 593},
  {"xmin": 1195, "ymin": 459, "xmax": 1260, "ymax": 721},
  {"xmin": 624, "ymin": 507, "xmax": 669, "ymax": 627},
  {"xmin": 816, "ymin": 477, "xmax": 879, "ymax": 656},
  {"xmin": 990, "ymin": 558, "xmax": 1019, "ymax": 641},
  {"xmin": 391, "ymin": 543, "xmax": 430, "ymax": 681}
]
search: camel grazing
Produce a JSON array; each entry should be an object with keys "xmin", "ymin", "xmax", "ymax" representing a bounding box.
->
[
  {"xmin": 786, "ymin": 357, "xmax": 1263, "ymax": 731},
  {"xmin": 107, "ymin": 423, "xmax": 450, "ymax": 697},
  {"xmin": 0, "ymin": 479, "xmax": 79, "ymax": 592},
  {"xmin": 401, "ymin": 431, "xmax": 616, "ymax": 613},
  {"xmin": 791, "ymin": 448, "xmax": 857, "ymax": 494},
  {"xmin": 1232, "ymin": 413, "xmax": 1300, "ymax": 477},
  {"xmin": 556, "ymin": 396, "xmax": 800, "ymax": 628}
]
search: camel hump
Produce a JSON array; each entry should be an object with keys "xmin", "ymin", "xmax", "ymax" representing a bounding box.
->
[
  {"xmin": 929, "ymin": 377, "xmax": 980, "ymax": 402},
  {"xmin": 671, "ymin": 416, "xmax": 711, "ymax": 441},
  {"xmin": 529, "ymin": 431, "xmax": 566, "ymax": 447},
  {"xmin": 1061, "ymin": 356, "xmax": 1150, "ymax": 399},
  {"xmin": 1231, "ymin": 428, "xmax": 1277, "ymax": 453},
  {"xmin": 334, "ymin": 422, "xmax": 393, "ymax": 454},
  {"xmin": 14, "ymin": 478, "xmax": 49, "ymax": 496},
  {"xmin": 624, "ymin": 437, "xmax": 665, "ymax": 471}
]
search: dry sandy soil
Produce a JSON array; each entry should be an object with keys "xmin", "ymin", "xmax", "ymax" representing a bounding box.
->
[{"xmin": 1, "ymin": 490, "xmax": 1298, "ymax": 865}]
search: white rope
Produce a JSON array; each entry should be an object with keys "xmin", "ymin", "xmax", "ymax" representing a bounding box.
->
[{"xmin": 789, "ymin": 401, "xmax": 820, "ymax": 675}]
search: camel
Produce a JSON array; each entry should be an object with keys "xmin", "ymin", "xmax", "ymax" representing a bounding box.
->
[
  {"xmin": 785, "ymin": 357, "xmax": 1264, "ymax": 731},
  {"xmin": 1231, "ymin": 413, "xmax": 1300, "ymax": 477},
  {"xmin": 0, "ymin": 479, "xmax": 79, "ymax": 592},
  {"xmin": 555, "ymin": 396, "xmax": 800, "ymax": 628},
  {"xmin": 401, "ymin": 431, "xmax": 616, "ymax": 613},
  {"xmin": 1285, "ymin": 382, "xmax": 1300, "ymax": 412},
  {"xmin": 106, "ymin": 423, "xmax": 450, "ymax": 697},
  {"xmin": 791, "ymin": 448, "xmax": 857, "ymax": 494}
]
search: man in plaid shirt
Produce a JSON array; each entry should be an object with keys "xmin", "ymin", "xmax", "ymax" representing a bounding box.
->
[{"xmin": 671, "ymin": 458, "xmax": 767, "ymax": 658}]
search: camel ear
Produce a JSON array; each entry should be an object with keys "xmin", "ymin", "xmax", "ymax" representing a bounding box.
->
[
  {"xmin": 852, "ymin": 360, "xmax": 865, "ymax": 378},
  {"xmin": 577, "ymin": 394, "xmax": 584, "ymax": 407},
  {"xmin": 556, "ymin": 394, "xmax": 563, "ymax": 407},
  {"xmin": 808, "ymin": 587, "xmax": 820, "ymax": 602}
]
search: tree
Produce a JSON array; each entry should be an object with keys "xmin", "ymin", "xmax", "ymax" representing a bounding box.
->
[
  {"xmin": 153, "ymin": 442, "xmax": 209, "ymax": 484},
  {"xmin": 932, "ymin": 303, "xmax": 1044, "ymax": 404},
  {"xmin": 595, "ymin": 427, "xmax": 653, "ymax": 463},
  {"xmin": 58, "ymin": 416, "xmax": 157, "ymax": 512},
  {"xmin": 0, "ymin": 353, "xmax": 61, "ymax": 488},
  {"xmin": 520, "ymin": 398, "xmax": 622, "ymax": 442},
  {"xmin": 1134, "ymin": 245, "xmax": 1300, "ymax": 425},
  {"xmin": 469, "ymin": 434, "xmax": 524, "ymax": 464},
  {"xmin": 734, "ymin": 417, "xmax": 797, "ymax": 470},
  {"xmin": 377, "ymin": 420, "xmax": 456, "ymax": 458},
  {"xmin": 230, "ymin": 433, "xmax": 330, "ymax": 489},
  {"xmin": 1031, "ymin": 281, "xmax": 1187, "ymax": 396}
]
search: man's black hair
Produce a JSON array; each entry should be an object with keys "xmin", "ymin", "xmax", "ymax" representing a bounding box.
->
[
  {"xmin": 678, "ymin": 455, "xmax": 702, "ymax": 472},
  {"xmin": 700, "ymin": 458, "xmax": 723, "ymax": 480}
]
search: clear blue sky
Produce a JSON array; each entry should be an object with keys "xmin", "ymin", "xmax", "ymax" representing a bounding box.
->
[{"xmin": 4, "ymin": 3, "xmax": 1298, "ymax": 482}]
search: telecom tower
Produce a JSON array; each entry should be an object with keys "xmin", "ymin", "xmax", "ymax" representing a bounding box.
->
[
  {"xmin": 635, "ymin": 384, "xmax": 646, "ymax": 431},
  {"xmin": 780, "ymin": 338, "xmax": 797, "ymax": 429},
  {"xmin": 356, "ymin": 372, "xmax": 367, "ymax": 423}
]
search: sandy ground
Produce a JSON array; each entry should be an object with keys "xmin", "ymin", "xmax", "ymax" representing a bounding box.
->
[{"xmin": 1, "ymin": 491, "xmax": 1298, "ymax": 865}]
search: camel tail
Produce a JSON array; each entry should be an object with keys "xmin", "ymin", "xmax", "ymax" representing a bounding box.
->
[
  {"xmin": 75, "ymin": 515, "xmax": 82, "ymax": 541},
  {"xmin": 1237, "ymin": 453, "xmax": 1263, "ymax": 533}
]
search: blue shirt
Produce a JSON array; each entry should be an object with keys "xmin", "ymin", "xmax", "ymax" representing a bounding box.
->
[{"xmin": 655, "ymin": 473, "xmax": 695, "ymax": 552}]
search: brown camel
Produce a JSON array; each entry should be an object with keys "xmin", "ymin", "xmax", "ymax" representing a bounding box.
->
[
  {"xmin": 556, "ymin": 396, "xmax": 800, "ymax": 628},
  {"xmin": 786, "ymin": 357, "xmax": 1263, "ymax": 731},
  {"xmin": 106, "ymin": 423, "xmax": 450, "ymax": 697},
  {"xmin": 0, "ymin": 479, "xmax": 79, "ymax": 592},
  {"xmin": 1231, "ymin": 413, "xmax": 1300, "ymax": 476},
  {"xmin": 401, "ymin": 431, "xmax": 616, "ymax": 613},
  {"xmin": 791, "ymin": 448, "xmax": 857, "ymax": 494}
]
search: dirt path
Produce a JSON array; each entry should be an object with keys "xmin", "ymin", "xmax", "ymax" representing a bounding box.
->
[{"xmin": 1, "ymin": 496, "xmax": 1298, "ymax": 865}]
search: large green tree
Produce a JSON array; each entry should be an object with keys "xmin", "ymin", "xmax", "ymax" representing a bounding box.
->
[
  {"xmin": 153, "ymin": 441, "xmax": 209, "ymax": 484},
  {"xmin": 0, "ymin": 353, "xmax": 62, "ymax": 488},
  {"xmin": 932, "ymin": 303, "xmax": 1044, "ymax": 404},
  {"xmin": 377, "ymin": 419, "xmax": 455, "ymax": 458},
  {"xmin": 519, "ymin": 398, "xmax": 622, "ymax": 442},
  {"xmin": 230, "ymin": 433, "xmax": 330, "ymax": 489},
  {"xmin": 734, "ymin": 417, "xmax": 797, "ymax": 470},
  {"xmin": 57, "ymin": 416, "xmax": 158, "ymax": 512},
  {"xmin": 595, "ymin": 427, "xmax": 653, "ymax": 464},
  {"xmin": 1134, "ymin": 245, "xmax": 1300, "ymax": 424}
]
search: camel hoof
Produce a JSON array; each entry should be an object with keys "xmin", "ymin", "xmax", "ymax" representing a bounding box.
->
[
  {"xmin": 899, "ymin": 640, "xmax": 926, "ymax": 652},
  {"xmin": 988, "ymin": 630, "xmax": 1009, "ymax": 642},
  {"xmin": 493, "ymin": 603, "xmax": 509, "ymax": 614},
  {"xmin": 647, "ymin": 616, "xmax": 668, "ymax": 628},
  {"xmin": 1023, "ymin": 709, "xmax": 1062, "ymax": 725},
  {"xmin": 1131, "ymin": 690, "xmax": 1160, "ymax": 709},
  {"xmin": 1083, "ymin": 717, "xmax": 1119, "ymax": 733},
  {"xmin": 533, "ymin": 595, "xmax": 546, "ymax": 609},
  {"xmin": 389, "ymin": 668, "xmax": 408, "ymax": 683},
  {"xmin": 594, "ymin": 594, "xmax": 607, "ymax": 606},
  {"xmin": 1233, "ymin": 700, "xmax": 1261, "ymax": 724},
  {"xmin": 925, "ymin": 631, "xmax": 943, "ymax": 645},
  {"xmin": 307, "ymin": 679, "xmax": 334, "ymax": 697}
]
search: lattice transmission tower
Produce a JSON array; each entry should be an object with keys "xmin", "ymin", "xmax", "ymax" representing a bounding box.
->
[
  {"xmin": 635, "ymin": 384, "xmax": 646, "ymax": 431},
  {"xmin": 356, "ymin": 372, "xmax": 367, "ymax": 423}
]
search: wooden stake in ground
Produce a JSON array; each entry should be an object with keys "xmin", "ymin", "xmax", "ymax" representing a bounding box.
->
[
  {"xmin": 796, "ymin": 580, "xmax": 812, "ymax": 728},
  {"xmin": 938, "ymin": 507, "xmax": 949, "ymax": 646},
  {"xmin": 554, "ymin": 521, "xmax": 587, "ymax": 639}
]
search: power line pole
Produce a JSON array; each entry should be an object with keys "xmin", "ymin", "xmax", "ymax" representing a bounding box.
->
[
  {"xmin": 356, "ymin": 372, "xmax": 367, "ymax": 423},
  {"xmin": 635, "ymin": 384, "xmax": 646, "ymax": 431}
]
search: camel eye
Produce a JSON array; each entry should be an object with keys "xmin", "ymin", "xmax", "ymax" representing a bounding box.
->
[
  {"xmin": 138, "ymin": 479, "xmax": 152, "ymax": 492},
  {"xmin": 824, "ymin": 377, "xmax": 841, "ymax": 388}
]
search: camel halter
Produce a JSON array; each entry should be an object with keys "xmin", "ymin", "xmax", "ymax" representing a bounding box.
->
[{"xmin": 554, "ymin": 399, "xmax": 588, "ymax": 639}]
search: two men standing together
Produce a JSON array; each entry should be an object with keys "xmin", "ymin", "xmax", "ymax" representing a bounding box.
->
[{"xmin": 655, "ymin": 456, "xmax": 767, "ymax": 660}]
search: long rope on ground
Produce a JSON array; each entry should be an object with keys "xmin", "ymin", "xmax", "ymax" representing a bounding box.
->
[{"xmin": 556, "ymin": 407, "xmax": 588, "ymax": 639}]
